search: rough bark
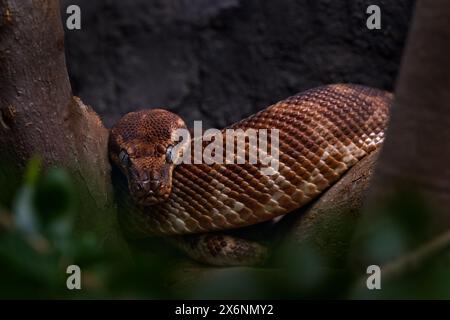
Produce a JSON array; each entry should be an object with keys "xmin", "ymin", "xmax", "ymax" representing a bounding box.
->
[{"xmin": 0, "ymin": 0, "xmax": 126, "ymax": 250}]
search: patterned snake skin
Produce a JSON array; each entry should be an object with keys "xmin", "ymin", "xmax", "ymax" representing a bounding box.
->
[{"xmin": 110, "ymin": 84, "xmax": 392, "ymax": 265}]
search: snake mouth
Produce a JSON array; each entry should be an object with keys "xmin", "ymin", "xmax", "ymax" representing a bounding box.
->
[
  {"xmin": 137, "ymin": 192, "xmax": 170, "ymax": 206},
  {"xmin": 129, "ymin": 179, "xmax": 172, "ymax": 206},
  {"xmin": 125, "ymin": 162, "xmax": 175, "ymax": 206}
]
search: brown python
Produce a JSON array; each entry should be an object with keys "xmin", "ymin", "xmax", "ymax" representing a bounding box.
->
[{"xmin": 109, "ymin": 84, "xmax": 392, "ymax": 266}]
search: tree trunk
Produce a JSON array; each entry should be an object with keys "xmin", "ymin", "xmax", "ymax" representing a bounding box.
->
[
  {"xmin": 367, "ymin": 0, "xmax": 450, "ymax": 232},
  {"xmin": 348, "ymin": 0, "xmax": 450, "ymax": 272},
  {"xmin": 0, "ymin": 0, "xmax": 126, "ymax": 250}
]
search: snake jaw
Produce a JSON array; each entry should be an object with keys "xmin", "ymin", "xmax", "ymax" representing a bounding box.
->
[{"xmin": 127, "ymin": 162, "xmax": 174, "ymax": 206}]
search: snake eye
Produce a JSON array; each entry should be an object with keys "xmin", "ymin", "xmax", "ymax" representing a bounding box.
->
[
  {"xmin": 156, "ymin": 144, "xmax": 166, "ymax": 155},
  {"xmin": 166, "ymin": 145, "xmax": 174, "ymax": 164},
  {"xmin": 119, "ymin": 150, "xmax": 130, "ymax": 167}
]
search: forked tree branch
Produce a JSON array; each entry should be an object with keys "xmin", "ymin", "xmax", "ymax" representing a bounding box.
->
[{"xmin": 3, "ymin": 0, "xmax": 449, "ymax": 281}]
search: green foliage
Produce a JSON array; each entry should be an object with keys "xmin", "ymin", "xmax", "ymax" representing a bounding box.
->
[
  {"xmin": 0, "ymin": 158, "xmax": 178, "ymax": 299},
  {"xmin": 1, "ymin": 158, "xmax": 449, "ymax": 299}
]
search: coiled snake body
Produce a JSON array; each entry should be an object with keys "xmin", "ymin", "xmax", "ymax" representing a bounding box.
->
[{"xmin": 109, "ymin": 84, "xmax": 392, "ymax": 266}]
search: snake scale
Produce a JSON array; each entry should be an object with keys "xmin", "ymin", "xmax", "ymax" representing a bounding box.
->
[{"xmin": 109, "ymin": 84, "xmax": 392, "ymax": 266}]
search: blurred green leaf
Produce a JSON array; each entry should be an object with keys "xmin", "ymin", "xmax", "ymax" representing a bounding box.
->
[
  {"xmin": 1, "ymin": 158, "xmax": 449, "ymax": 299},
  {"xmin": 13, "ymin": 186, "xmax": 40, "ymax": 236},
  {"xmin": 33, "ymin": 168, "xmax": 74, "ymax": 224},
  {"xmin": 24, "ymin": 155, "xmax": 42, "ymax": 186}
]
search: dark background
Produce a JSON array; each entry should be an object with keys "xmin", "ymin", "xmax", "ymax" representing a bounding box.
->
[{"xmin": 61, "ymin": 0, "xmax": 415, "ymax": 129}]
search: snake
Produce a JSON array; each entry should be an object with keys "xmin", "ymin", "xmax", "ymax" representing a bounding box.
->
[{"xmin": 109, "ymin": 84, "xmax": 392, "ymax": 266}]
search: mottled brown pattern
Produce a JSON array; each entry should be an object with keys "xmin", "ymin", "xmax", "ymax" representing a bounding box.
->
[
  {"xmin": 113, "ymin": 84, "xmax": 391, "ymax": 241},
  {"xmin": 170, "ymin": 234, "xmax": 269, "ymax": 266}
]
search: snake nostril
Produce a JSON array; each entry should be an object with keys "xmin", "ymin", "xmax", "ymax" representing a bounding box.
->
[
  {"xmin": 141, "ymin": 171, "xmax": 150, "ymax": 181},
  {"xmin": 150, "ymin": 180, "xmax": 161, "ymax": 190},
  {"xmin": 151, "ymin": 170, "xmax": 160, "ymax": 180},
  {"xmin": 134, "ymin": 184, "xmax": 142, "ymax": 192}
]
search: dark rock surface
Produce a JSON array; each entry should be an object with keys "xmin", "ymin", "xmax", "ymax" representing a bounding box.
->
[{"xmin": 61, "ymin": 0, "xmax": 415, "ymax": 128}]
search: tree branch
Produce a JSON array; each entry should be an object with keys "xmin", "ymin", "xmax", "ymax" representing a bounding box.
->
[
  {"xmin": 280, "ymin": 149, "xmax": 381, "ymax": 267},
  {"xmin": 0, "ymin": 0, "xmax": 127, "ymax": 250},
  {"xmin": 367, "ymin": 0, "xmax": 450, "ymax": 231}
]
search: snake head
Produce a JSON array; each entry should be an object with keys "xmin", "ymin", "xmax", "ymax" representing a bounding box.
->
[{"xmin": 109, "ymin": 109, "xmax": 190, "ymax": 206}]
